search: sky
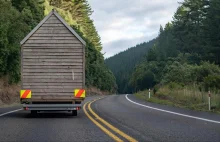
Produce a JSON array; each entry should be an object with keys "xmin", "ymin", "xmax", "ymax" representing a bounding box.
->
[{"xmin": 87, "ymin": 0, "xmax": 183, "ymax": 58}]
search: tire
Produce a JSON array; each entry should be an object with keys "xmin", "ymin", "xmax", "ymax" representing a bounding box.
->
[
  {"xmin": 72, "ymin": 110, "xmax": 77, "ymax": 116},
  {"xmin": 31, "ymin": 110, "xmax": 37, "ymax": 116}
]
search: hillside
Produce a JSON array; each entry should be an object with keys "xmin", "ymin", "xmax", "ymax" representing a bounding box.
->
[
  {"xmin": 105, "ymin": 39, "xmax": 157, "ymax": 93},
  {"xmin": 106, "ymin": 0, "xmax": 220, "ymax": 112}
]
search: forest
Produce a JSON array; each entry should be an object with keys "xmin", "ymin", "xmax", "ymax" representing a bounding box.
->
[
  {"xmin": 105, "ymin": 39, "xmax": 156, "ymax": 93},
  {"xmin": 106, "ymin": 0, "xmax": 220, "ymax": 110},
  {"xmin": 0, "ymin": 0, "xmax": 116, "ymax": 93},
  {"xmin": 129, "ymin": 0, "xmax": 220, "ymax": 92}
]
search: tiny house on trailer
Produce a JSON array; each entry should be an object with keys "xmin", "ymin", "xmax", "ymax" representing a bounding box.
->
[{"xmin": 20, "ymin": 9, "xmax": 86, "ymax": 116}]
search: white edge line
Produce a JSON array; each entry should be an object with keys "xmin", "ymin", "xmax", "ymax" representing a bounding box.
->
[
  {"xmin": 125, "ymin": 94, "xmax": 220, "ymax": 124},
  {"xmin": 0, "ymin": 109, "xmax": 22, "ymax": 117}
]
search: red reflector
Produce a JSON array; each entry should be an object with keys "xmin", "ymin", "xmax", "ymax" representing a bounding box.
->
[
  {"xmin": 24, "ymin": 107, "xmax": 28, "ymax": 110},
  {"xmin": 76, "ymin": 107, "xmax": 80, "ymax": 110}
]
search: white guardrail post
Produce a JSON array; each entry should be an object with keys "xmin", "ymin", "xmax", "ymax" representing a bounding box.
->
[
  {"xmin": 208, "ymin": 91, "xmax": 211, "ymax": 111},
  {"xmin": 149, "ymin": 88, "xmax": 151, "ymax": 99}
]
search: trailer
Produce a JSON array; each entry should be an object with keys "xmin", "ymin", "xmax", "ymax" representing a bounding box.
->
[{"xmin": 20, "ymin": 9, "xmax": 86, "ymax": 116}]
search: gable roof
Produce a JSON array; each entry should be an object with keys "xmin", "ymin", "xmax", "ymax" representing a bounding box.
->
[{"xmin": 20, "ymin": 9, "xmax": 86, "ymax": 46}]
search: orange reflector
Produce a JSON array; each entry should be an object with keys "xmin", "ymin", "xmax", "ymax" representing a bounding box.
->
[
  {"xmin": 20, "ymin": 90, "xmax": 31, "ymax": 99},
  {"xmin": 74, "ymin": 89, "xmax": 85, "ymax": 98}
]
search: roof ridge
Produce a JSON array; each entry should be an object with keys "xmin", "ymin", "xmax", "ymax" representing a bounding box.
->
[{"xmin": 20, "ymin": 10, "xmax": 86, "ymax": 46}]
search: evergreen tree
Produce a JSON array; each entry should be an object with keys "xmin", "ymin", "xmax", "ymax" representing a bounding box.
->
[
  {"xmin": 48, "ymin": 0, "xmax": 102, "ymax": 51},
  {"xmin": 203, "ymin": 0, "xmax": 220, "ymax": 64},
  {"xmin": 107, "ymin": 0, "xmax": 220, "ymax": 93},
  {"xmin": 0, "ymin": 0, "xmax": 44, "ymax": 83},
  {"xmin": 105, "ymin": 39, "xmax": 157, "ymax": 93}
]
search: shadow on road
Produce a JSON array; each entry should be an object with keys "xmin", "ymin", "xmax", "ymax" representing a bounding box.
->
[
  {"xmin": 1, "ymin": 111, "xmax": 84, "ymax": 119},
  {"xmin": 26, "ymin": 112, "xmax": 76, "ymax": 118}
]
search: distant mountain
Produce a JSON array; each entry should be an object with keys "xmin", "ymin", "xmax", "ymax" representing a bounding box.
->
[{"xmin": 105, "ymin": 39, "xmax": 157, "ymax": 93}]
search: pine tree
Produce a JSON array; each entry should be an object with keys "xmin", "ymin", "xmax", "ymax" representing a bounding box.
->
[{"xmin": 203, "ymin": 0, "xmax": 220, "ymax": 64}]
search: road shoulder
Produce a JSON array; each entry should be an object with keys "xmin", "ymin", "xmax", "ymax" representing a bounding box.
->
[{"xmin": 127, "ymin": 94, "xmax": 220, "ymax": 122}]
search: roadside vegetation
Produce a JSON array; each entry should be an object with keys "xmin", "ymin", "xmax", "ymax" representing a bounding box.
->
[
  {"xmin": 135, "ymin": 85, "xmax": 220, "ymax": 113},
  {"xmin": 106, "ymin": 0, "xmax": 220, "ymax": 112}
]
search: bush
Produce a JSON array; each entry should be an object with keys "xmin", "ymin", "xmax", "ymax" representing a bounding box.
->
[
  {"xmin": 193, "ymin": 62, "xmax": 220, "ymax": 83},
  {"xmin": 162, "ymin": 62, "xmax": 194, "ymax": 84},
  {"xmin": 168, "ymin": 82, "xmax": 183, "ymax": 90},
  {"xmin": 153, "ymin": 84, "xmax": 161, "ymax": 94},
  {"xmin": 162, "ymin": 61, "xmax": 220, "ymax": 87},
  {"xmin": 204, "ymin": 75, "xmax": 220, "ymax": 91}
]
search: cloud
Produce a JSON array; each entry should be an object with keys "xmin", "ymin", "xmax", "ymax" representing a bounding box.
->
[{"xmin": 87, "ymin": 0, "xmax": 183, "ymax": 58}]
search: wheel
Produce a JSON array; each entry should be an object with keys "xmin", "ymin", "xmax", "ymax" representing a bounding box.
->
[
  {"xmin": 31, "ymin": 110, "xmax": 37, "ymax": 116},
  {"xmin": 72, "ymin": 110, "xmax": 77, "ymax": 116}
]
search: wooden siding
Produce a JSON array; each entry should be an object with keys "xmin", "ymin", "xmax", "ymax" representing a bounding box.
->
[
  {"xmin": 23, "ymin": 69, "xmax": 83, "ymax": 73},
  {"xmin": 23, "ymin": 44, "xmax": 82, "ymax": 47},
  {"xmin": 23, "ymin": 52, "xmax": 83, "ymax": 56},
  {"xmin": 23, "ymin": 58, "xmax": 83, "ymax": 62},
  {"xmin": 23, "ymin": 56, "xmax": 82, "ymax": 59},
  {"xmin": 31, "ymin": 33, "xmax": 74, "ymax": 37},
  {"xmin": 23, "ymin": 65, "xmax": 83, "ymax": 69},
  {"xmin": 23, "ymin": 82, "xmax": 83, "ymax": 86},
  {"xmin": 21, "ymin": 14, "xmax": 85, "ymax": 96},
  {"xmin": 23, "ymin": 72, "xmax": 83, "ymax": 76},
  {"xmin": 25, "ymin": 39, "xmax": 81, "ymax": 44}
]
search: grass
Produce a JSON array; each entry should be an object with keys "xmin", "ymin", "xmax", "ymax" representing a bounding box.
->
[
  {"xmin": 135, "ymin": 86, "xmax": 220, "ymax": 114},
  {"xmin": 0, "ymin": 102, "xmax": 20, "ymax": 108},
  {"xmin": 0, "ymin": 77, "xmax": 20, "ymax": 107}
]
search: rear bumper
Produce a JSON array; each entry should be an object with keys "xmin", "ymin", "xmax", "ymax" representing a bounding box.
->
[{"xmin": 22, "ymin": 104, "xmax": 82, "ymax": 111}]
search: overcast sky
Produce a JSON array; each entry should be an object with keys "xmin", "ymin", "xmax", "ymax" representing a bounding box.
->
[{"xmin": 87, "ymin": 0, "xmax": 183, "ymax": 58}]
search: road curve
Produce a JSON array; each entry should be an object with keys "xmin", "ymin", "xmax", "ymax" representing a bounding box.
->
[
  {"xmin": 91, "ymin": 95, "xmax": 220, "ymax": 142},
  {"xmin": 0, "ymin": 94, "xmax": 220, "ymax": 142},
  {"xmin": 0, "ymin": 96, "xmax": 112, "ymax": 142}
]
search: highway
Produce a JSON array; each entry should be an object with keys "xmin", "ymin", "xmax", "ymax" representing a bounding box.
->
[{"xmin": 0, "ymin": 95, "xmax": 220, "ymax": 142}]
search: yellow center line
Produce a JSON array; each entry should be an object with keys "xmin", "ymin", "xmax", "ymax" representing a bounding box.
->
[
  {"xmin": 88, "ymin": 99, "xmax": 138, "ymax": 142},
  {"xmin": 83, "ymin": 102, "xmax": 123, "ymax": 142}
]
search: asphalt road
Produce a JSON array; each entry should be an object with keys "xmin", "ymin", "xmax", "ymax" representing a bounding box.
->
[
  {"xmin": 0, "ymin": 96, "xmax": 112, "ymax": 142},
  {"xmin": 0, "ymin": 94, "xmax": 220, "ymax": 142}
]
